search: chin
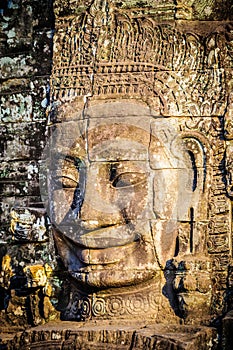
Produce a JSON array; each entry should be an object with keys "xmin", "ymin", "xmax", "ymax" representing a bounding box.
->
[
  {"xmin": 53, "ymin": 226, "xmax": 160, "ymax": 290},
  {"xmin": 70, "ymin": 265, "xmax": 159, "ymax": 289},
  {"xmin": 68, "ymin": 245, "xmax": 159, "ymax": 289}
]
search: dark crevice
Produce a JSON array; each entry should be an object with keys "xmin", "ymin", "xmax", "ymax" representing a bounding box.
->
[
  {"xmin": 129, "ymin": 330, "xmax": 137, "ymax": 350},
  {"xmin": 188, "ymin": 150, "xmax": 197, "ymax": 192},
  {"xmin": 190, "ymin": 207, "xmax": 194, "ymax": 254},
  {"xmin": 174, "ymin": 235, "xmax": 179, "ymax": 257}
]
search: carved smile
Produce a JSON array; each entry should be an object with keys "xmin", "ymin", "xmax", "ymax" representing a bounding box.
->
[
  {"xmin": 76, "ymin": 240, "xmax": 140, "ymax": 265},
  {"xmin": 72, "ymin": 223, "xmax": 141, "ymax": 249},
  {"xmin": 59, "ymin": 223, "xmax": 141, "ymax": 265}
]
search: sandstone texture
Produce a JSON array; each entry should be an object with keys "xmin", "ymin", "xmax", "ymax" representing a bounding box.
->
[{"xmin": 1, "ymin": 1, "xmax": 233, "ymax": 349}]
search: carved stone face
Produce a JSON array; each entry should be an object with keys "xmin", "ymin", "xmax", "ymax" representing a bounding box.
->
[{"xmin": 46, "ymin": 102, "xmax": 191, "ymax": 291}]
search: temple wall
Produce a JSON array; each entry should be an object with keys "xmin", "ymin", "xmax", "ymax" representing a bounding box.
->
[
  {"xmin": 0, "ymin": 0, "xmax": 56, "ymax": 329},
  {"xmin": 1, "ymin": 1, "xmax": 233, "ymax": 349}
]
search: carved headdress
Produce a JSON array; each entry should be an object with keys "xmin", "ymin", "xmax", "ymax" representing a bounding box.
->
[{"xmin": 51, "ymin": 0, "xmax": 231, "ymax": 117}]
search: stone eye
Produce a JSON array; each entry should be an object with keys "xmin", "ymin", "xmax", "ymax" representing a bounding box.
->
[
  {"xmin": 51, "ymin": 174, "xmax": 78, "ymax": 189},
  {"xmin": 111, "ymin": 172, "xmax": 146, "ymax": 188},
  {"xmin": 60, "ymin": 157, "xmax": 82, "ymax": 188},
  {"xmin": 61, "ymin": 176, "xmax": 78, "ymax": 188}
]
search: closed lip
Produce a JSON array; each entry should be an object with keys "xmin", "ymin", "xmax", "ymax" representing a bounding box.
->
[
  {"xmin": 58, "ymin": 223, "xmax": 140, "ymax": 249},
  {"xmin": 58, "ymin": 223, "xmax": 141, "ymax": 265},
  {"xmin": 76, "ymin": 240, "xmax": 140, "ymax": 265}
]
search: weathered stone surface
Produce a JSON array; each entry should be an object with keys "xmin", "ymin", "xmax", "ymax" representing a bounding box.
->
[
  {"xmin": 0, "ymin": 0, "xmax": 56, "ymax": 333},
  {"xmin": 1, "ymin": 0, "xmax": 233, "ymax": 349},
  {"xmin": 1, "ymin": 321, "xmax": 218, "ymax": 350},
  {"xmin": 222, "ymin": 310, "xmax": 233, "ymax": 350}
]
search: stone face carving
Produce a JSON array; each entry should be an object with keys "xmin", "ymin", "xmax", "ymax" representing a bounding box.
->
[
  {"xmin": 37, "ymin": 0, "xmax": 233, "ymax": 324},
  {"xmin": 1, "ymin": 1, "xmax": 233, "ymax": 344},
  {"xmin": 40, "ymin": 100, "xmax": 214, "ymax": 321}
]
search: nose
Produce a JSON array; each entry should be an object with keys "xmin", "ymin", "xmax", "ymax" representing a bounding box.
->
[
  {"xmin": 79, "ymin": 167, "xmax": 124, "ymax": 229},
  {"xmin": 80, "ymin": 202, "xmax": 123, "ymax": 229}
]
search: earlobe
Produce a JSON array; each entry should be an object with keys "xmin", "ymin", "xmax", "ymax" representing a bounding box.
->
[
  {"xmin": 181, "ymin": 132, "xmax": 211, "ymax": 222},
  {"xmin": 172, "ymin": 133, "xmax": 211, "ymax": 257}
]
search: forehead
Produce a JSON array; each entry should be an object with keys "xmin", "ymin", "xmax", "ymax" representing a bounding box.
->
[
  {"xmin": 50, "ymin": 120, "xmax": 151, "ymax": 162},
  {"xmin": 49, "ymin": 101, "xmax": 188, "ymax": 168}
]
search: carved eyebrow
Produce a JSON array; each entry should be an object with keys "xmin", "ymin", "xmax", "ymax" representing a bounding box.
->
[
  {"xmin": 62, "ymin": 155, "xmax": 85, "ymax": 168},
  {"xmin": 111, "ymin": 171, "xmax": 147, "ymax": 189},
  {"xmin": 51, "ymin": 151, "xmax": 83, "ymax": 161},
  {"xmin": 64, "ymin": 155, "xmax": 78, "ymax": 164}
]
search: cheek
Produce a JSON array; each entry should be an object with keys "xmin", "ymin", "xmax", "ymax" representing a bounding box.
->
[
  {"xmin": 64, "ymin": 188, "xmax": 76, "ymax": 206},
  {"xmin": 118, "ymin": 182, "xmax": 149, "ymax": 219},
  {"xmin": 150, "ymin": 220, "xmax": 177, "ymax": 267},
  {"xmin": 153, "ymin": 171, "xmax": 178, "ymax": 219},
  {"xmin": 51, "ymin": 189, "xmax": 75, "ymax": 224}
]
